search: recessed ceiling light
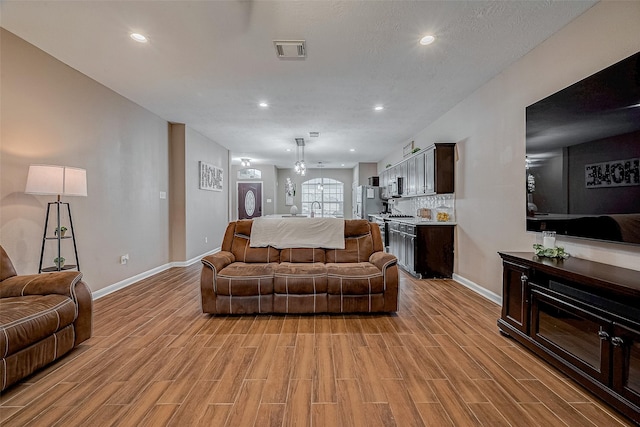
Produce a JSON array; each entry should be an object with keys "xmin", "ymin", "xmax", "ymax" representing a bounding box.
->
[
  {"xmin": 374, "ymin": 105, "xmax": 384, "ymax": 111},
  {"xmin": 420, "ymin": 35, "xmax": 435, "ymax": 46},
  {"xmin": 341, "ymin": 164, "xmax": 345, "ymax": 167},
  {"xmin": 130, "ymin": 33, "xmax": 148, "ymax": 43},
  {"xmin": 259, "ymin": 102, "xmax": 269, "ymax": 108},
  {"xmin": 349, "ymin": 148, "xmax": 355, "ymax": 152},
  {"xmin": 286, "ymin": 148, "xmax": 292, "ymax": 152}
]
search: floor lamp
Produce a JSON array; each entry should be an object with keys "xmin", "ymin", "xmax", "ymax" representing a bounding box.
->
[{"xmin": 25, "ymin": 165, "xmax": 87, "ymax": 272}]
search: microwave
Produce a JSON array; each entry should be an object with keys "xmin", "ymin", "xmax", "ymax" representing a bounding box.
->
[{"xmin": 389, "ymin": 177, "xmax": 404, "ymax": 198}]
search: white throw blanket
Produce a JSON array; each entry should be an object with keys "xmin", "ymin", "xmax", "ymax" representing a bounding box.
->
[{"xmin": 250, "ymin": 217, "xmax": 345, "ymax": 249}]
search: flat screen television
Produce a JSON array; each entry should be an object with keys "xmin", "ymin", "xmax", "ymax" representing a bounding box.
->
[{"xmin": 525, "ymin": 51, "xmax": 640, "ymax": 245}]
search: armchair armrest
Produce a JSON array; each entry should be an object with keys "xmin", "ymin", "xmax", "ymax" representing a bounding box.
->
[
  {"xmin": 1, "ymin": 271, "xmax": 83, "ymax": 298},
  {"xmin": 1, "ymin": 272, "xmax": 93, "ymax": 345},
  {"xmin": 369, "ymin": 252, "xmax": 397, "ymax": 272}
]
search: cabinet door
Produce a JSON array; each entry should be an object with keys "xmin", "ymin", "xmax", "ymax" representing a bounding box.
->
[
  {"xmin": 531, "ymin": 289, "xmax": 612, "ymax": 385},
  {"xmin": 407, "ymin": 157, "xmax": 417, "ymax": 195},
  {"xmin": 425, "ymin": 148, "xmax": 435, "ymax": 194},
  {"xmin": 501, "ymin": 261, "xmax": 530, "ymax": 334},
  {"xmin": 612, "ymin": 323, "xmax": 640, "ymax": 404},
  {"xmin": 406, "ymin": 232, "xmax": 416, "ymax": 275},
  {"xmin": 416, "ymin": 153, "xmax": 426, "ymax": 194}
]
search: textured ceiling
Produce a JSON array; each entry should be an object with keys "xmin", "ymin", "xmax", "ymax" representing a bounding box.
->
[{"xmin": 0, "ymin": 1, "xmax": 596, "ymax": 169}]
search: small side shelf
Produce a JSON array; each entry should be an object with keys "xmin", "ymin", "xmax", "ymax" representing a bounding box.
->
[
  {"xmin": 38, "ymin": 202, "xmax": 80, "ymax": 273},
  {"xmin": 41, "ymin": 264, "xmax": 78, "ymax": 273}
]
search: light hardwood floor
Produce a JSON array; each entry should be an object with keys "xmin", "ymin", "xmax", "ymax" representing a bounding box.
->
[{"xmin": 0, "ymin": 263, "xmax": 634, "ymax": 426}]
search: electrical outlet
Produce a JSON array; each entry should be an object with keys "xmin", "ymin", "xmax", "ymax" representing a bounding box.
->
[{"xmin": 120, "ymin": 254, "xmax": 129, "ymax": 265}]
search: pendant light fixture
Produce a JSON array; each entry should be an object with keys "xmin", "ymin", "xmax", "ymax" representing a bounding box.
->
[{"xmin": 294, "ymin": 138, "xmax": 306, "ymax": 176}]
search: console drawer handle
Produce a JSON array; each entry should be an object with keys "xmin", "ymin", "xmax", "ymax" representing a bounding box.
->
[
  {"xmin": 598, "ymin": 330, "xmax": 610, "ymax": 340},
  {"xmin": 520, "ymin": 274, "xmax": 528, "ymax": 284},
  {"xmin": 611, "ymin": 337, "xmax": 624, "ymax": 347}
]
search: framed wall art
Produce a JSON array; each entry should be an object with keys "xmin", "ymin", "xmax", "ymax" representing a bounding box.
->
[{"xmin": 199, "ymin": 161, "xmax": 223, "ymax": 191}]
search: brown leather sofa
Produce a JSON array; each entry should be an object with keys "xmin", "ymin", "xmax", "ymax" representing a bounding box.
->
[
  {"xmin": 200, "ymin": 219, "xmax": 399, "ymax": 314},
  {"xmin": 0, "ymin": 246, "xmax": 92, "ymax": 391}
]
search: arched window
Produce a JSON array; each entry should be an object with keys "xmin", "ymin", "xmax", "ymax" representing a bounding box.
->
[{"xmin": 301, "ymin": 178, "xmax": 344, "ymax": 217}]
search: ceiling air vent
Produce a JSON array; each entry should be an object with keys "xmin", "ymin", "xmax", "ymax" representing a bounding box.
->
[
  {"xmin": 274, "ymin": 40, "xmax": 306, "ymax": 59},
  {"xmin": 309, "ymin": 132, "xmax": 320, "ymax": 138}
]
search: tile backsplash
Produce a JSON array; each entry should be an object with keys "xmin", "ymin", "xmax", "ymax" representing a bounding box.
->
[{"xmin": 388, "ymin": 194, "xmax": 456, "ymax": 221}]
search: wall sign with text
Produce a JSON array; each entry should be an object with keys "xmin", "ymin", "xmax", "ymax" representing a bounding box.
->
[{"xmin": 199, "ymin": 161, "xmax": 223, "ymax": 191}]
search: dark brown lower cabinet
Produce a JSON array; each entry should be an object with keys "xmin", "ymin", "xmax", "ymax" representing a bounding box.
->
[
  {"xmin": 388, "ymin": 222, "xmax": 454, "ymax": 278},
  {"xmin": 498, "ymin": 252, "xmax": 640, "ymax": 424}
]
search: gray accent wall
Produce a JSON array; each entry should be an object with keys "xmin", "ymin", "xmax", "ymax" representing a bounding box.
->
[{"xmin": 0, "ymin": 29, "xmax": 229, "ymax": 293}]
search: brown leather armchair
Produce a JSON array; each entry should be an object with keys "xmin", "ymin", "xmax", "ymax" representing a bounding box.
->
[{"xmin": 0, "ymin": 246, "xmax": 92, "ymax": 391}]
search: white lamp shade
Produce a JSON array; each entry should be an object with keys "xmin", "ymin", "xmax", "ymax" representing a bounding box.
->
[
  {"xmin": 25, "ymin": 165, "xmax": 87, "ymax": 197},
  {"xmin": 63, "ymin": 167, "xmax": 88, "ymax": 196}
]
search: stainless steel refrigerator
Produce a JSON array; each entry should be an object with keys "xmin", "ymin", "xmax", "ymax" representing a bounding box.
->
[{"xmin": 354, "ymin": 185, "xmax": 384, "ymax": 219}]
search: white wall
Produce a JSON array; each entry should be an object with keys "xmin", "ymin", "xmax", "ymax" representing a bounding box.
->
[
  {"xmin": 1, "ymin": 29, "xmax": 170, "ymax": 292},
  {"xmin": 380, "ymin": 1, "xmax": 640, "ymax": 296}
]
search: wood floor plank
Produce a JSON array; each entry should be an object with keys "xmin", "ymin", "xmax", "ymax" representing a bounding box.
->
[
  {"xmin": 382, "ymin": 378, "xmax": 426, "ymax": 427},
  {"xmin": 224, "ymin": 380, "xmax": 265, "ymax": 427},
  {"xmin": 197, "ymin": 404, "xmax": 232, "ymax": 427},
  {"xmin": 291, "ymin": 334, "xmax": 315, "ymax": 380},
  {"xmin": 262, "ymin": 345, "xmax": 295, "ymax": 403},
  {"xmin": 331, "ymin": 334, "xmax": 358, "ymax": 379},
  {"xmin": 313, "ymin": 343, "xmax": 337, "ymax": 403},
  {"xmin": 467, "ymin": 402, "xmax": 511, "ymax": 427},
  {"xmin": 245, "ymin": 333, "xmax": 280, "ymax": 380},
  {"xmin": 167, "ymin": 380, "xmax": 220, "ymax": 426},
  {"xmin": 255, "ymin": 403, "xmax": 285, "ymax": 427},
  {"xmin": 415, "ymin": 402, "xmax": 455, "ymax": 426},
  {"xmin": 284, "ymin": 379, "xmax": 312, "ymax": 427},
  {"xmin": 1, "ymin": 265, "xmax": 634, "ymax": 427},
  {"xmin": 311, "ymin": 403, "xmax": 338, "ymax": 427}
]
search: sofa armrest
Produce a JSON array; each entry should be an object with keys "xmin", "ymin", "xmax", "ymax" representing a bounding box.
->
[
  {"xmin": 1, "ymin": 272, "xmax": 93, "ymax": 345},
  {"xmin": 369, "ymin": 252, "xmax": 397, "ymax": 272},
  {"xmin": 201, "ymin": 251, "xmax": 235, "ymax": 273},
  {"xmin": 200, "ymin": 251, "xmax": 235, "ymax": 314}
]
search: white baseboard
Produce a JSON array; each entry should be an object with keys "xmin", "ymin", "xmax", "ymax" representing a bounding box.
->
[
  {"xmin": 92, "ymin": 247, "xmax": 220, "ymax": 300},
  {"xmin": 452, "ymin": 273, "xmax": 502, "ymax": 306}
]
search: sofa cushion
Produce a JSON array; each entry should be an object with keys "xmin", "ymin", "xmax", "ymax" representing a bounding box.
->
[
  {"xmin": 217, "ymin": 262, "xmax": 276, "ymax": 296},
  {"xmin": 274, "ymin": 262, "xmax": 327, "ymax": 294},
  {"xmin": 0, "ymin": 295, "xmax": 76, "ymax": 358},
  {"xmin": 280, "ymin": 248, "xmax": 326, "ymax": 263},
  {"xmin": 326, "ymin": 262, "xmax": 385, "ymax": 295},
  {"xmin": 325, "ymin": 234, "xmax": 374, "ymax": 263},
  {"xmin": 230, "ymin": 235, "xmax": 280, "ymax": 263}
]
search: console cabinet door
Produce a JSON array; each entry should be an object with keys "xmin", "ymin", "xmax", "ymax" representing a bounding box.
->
[
  {"xmin": 531, "ymin": 290, "xmax": 612, "ymax": 385},
  {"xmin": 612, "ymin": 323, "xmax": 640, "ymax": 405},
  {"xmin": 501, "ymin": 261, "xmax": 530, "ymax": 334}
]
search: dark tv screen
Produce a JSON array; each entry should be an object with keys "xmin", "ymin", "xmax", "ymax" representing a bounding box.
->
[{"xmin": 525, "ymin": 51, "xmax": 640, "ymax": 245}]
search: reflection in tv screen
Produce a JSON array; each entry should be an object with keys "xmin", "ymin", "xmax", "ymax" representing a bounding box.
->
[{"xmin": 525, "ymin": 51, "xmax": 640, "ymax": 245}]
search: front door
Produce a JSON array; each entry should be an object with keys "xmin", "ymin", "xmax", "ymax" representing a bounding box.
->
[{"xmin": 238, "ymin": 182, "xmax": 262, "ymax": 219}]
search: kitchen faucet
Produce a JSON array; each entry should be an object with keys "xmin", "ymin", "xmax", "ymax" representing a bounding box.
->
[{"xmin": 310, "ymin": 201, "xmax": 321, "ymax": 217}]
